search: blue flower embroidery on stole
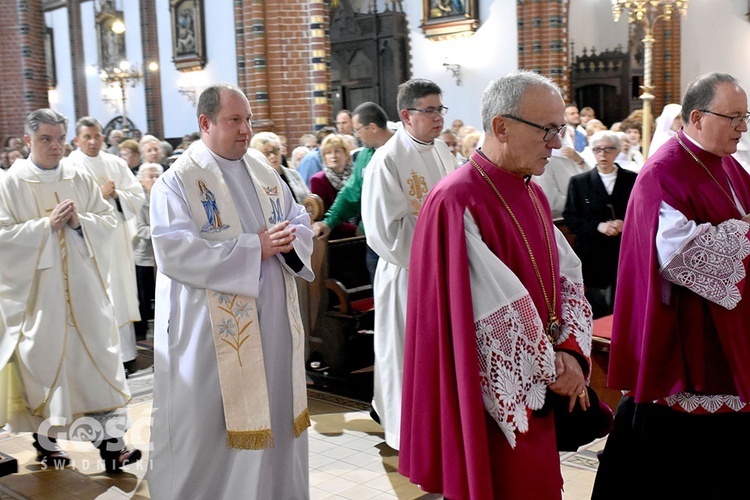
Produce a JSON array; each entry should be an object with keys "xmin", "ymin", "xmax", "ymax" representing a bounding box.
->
[{"xmin": 213, "ymin": 291, "xmax": 254, "ymax": 367}]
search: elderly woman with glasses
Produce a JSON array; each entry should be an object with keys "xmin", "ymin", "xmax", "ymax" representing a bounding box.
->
[
  {"xmin": 562, "ymin": 130, "xmax": 638, "ymax": 318},
  {"xmin": 309, "ymin": 133, "xmax": 358, "ymax": 238},
  {"xmin": 250, "ymin": 131, "xmax": 311, "ymax": 204}
]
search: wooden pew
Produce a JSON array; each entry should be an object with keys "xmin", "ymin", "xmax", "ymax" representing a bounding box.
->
[
  {"xmin": 299, "ymin": 235, "xmax": 374, "ymax": 393},
  {"xmin": 590, "ymin": 315, "xmax": 623, "ymax": 411},
  {"xmin": 554, "ymin": 219, "xmax": 621, "ymax": 410}
]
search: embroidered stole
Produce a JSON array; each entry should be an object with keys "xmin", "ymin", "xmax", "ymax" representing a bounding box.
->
[{"xmin": 174, "ymin": 151, "xmax": 309, "ymax": 449}]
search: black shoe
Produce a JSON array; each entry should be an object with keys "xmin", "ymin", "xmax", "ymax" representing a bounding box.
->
[
  {"xmin": 306, "ymin": 352, "xmax": 329, "ymax": 372},
  {"xmin": 123, "ymin": 360, "xmax": 138, "ymax": 378},
  {"xmin": 33, "ymin": 433, "xmax": 70, "ymax": 468},
  {"xmin": 98, "ymin": 440, "xmax": 142, "ymax": 473},
  {"xmin": 369, "ymin": 407, "xmax": 381, "ymax": 425}
]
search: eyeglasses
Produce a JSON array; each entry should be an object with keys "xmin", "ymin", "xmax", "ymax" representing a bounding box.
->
[
  {"xmin": 699, "ymin": 109, "xmax": 750, "ymax": 128},
  {"xmin": 352, "ymin": 125, "xmax": 365, "ymax": 135},
  {"xmin": 502, "ymin": 114, "xmax": 567, "ymax": 142},
  {"xmin": 406, "ymin": 106, "xmax": 449, "ymax": 117},
  {"xmin": 592, "ymin": 146, "xmax": 618, "ymax": 154}
]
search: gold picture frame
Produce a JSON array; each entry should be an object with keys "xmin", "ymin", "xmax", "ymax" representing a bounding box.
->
[
  {"xmin": 95, "ymin": 6, "xmax": 126, "ymax": 70},
  {"xmin": 420, "ymin": 0, "xmax": 479, "ymax": 40},
  {"xmin": 170, "ymin": 0, "xmax": 206, "ymax": 71}
]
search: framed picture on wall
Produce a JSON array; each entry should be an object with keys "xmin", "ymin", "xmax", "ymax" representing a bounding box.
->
[
  {"xmin": 95, "ymin": 7, "xmax": 126, "ymax": 70},
  {"xmin": 44, "ymin": 27, "xmax": 57, "ymax": 89},
  {"xmin": 170, "ymin": 0, "xmax": 206, "ymax": 71},
  {"xmin": 420, "ymin": 0, "xmax": 479, "ymax": 40}
]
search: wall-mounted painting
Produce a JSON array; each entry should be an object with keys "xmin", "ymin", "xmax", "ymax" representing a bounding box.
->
[
  {"xmin": 45, "ymin": 27, "xmax": 56, "ymax": 89},
  {"xmin": 95, "ymin": 5, "xmax": 126, "ymax": 70},
  {"xmin": 171, "ymin": 0, "xmax": 206, "ymax": 71},
  {"xmin": 420, "ymin": 0, "xmax": 479, "ymax": 40}
]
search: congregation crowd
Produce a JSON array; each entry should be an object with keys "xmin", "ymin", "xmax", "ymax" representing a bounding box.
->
[{"xmin": 1, "ymin": 68, "xmax": 750, "ymax": 499}]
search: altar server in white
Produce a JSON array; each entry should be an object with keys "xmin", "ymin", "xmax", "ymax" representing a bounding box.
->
[
  {"xmin": 149, "ymin": 83, "xmax": 315, "ymax": 499},
  {"xmin": 361, "ymin": 78, "xmax": 457, "ymax": 450}
]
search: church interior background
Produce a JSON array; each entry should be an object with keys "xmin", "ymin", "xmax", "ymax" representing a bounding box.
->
[
  {"xmin": 1, "ymin": 0, "xmax": 750, "ymax": 498},
  {"xmin": 1, "ymin": 0, "xmax": 749, "ymax": 148}
]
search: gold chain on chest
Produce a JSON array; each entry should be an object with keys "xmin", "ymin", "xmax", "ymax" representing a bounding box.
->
[
  {"xmin": 676, "ymin": 133, "xmax": 736, "ymax": 207},
  {"xmin": 469, "ymin": 157, "xmax": 560, "ymax": 342}
]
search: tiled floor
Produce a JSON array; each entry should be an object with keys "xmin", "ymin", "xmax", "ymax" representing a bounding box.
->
[{"xmin": 0, "ymin": 344, "xmax": 604, "ymax": 499}]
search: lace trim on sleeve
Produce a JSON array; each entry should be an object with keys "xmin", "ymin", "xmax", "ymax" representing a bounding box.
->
[
  {"xmin": 476, "ymin": 294, "xmax": 556, "ymax": 449},
  {"xmin": 557, "ymin": 275, "xmax": 593, "ymax": 360},
  {"xmin": 660, "ymin": 219, "xmax": 750, "ymax": 309}
]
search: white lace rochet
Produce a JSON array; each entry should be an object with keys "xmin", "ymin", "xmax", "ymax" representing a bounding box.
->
[{"xmin": 465, "ymin": 212, "xmax": 592, "ymax": 448}]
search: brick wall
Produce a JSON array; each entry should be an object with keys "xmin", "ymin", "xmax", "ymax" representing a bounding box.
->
[
  {"xmin": 652, "ymin": 15, "xmax": 682, "ymax": 113},
  {"xmin": 235, "ymin": 0, "xmax": 331, "ymax": 145},
  {"xmin": 0, "ymin": 0, "xmax": 50, "ymax": 143},
  {"xmin": 140, "ymin": 0, "xmax": 163, "ymax": 138},
  {"xmin": 517, "ymin": 0, "xmax": 570, "ymax": 99}
]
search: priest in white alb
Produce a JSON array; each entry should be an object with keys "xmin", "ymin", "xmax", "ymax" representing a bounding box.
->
[
  {"xmin": 0, "ymin": 108, "xmax": 141, "ymax": 472},
  {"xmin": 65, "ymin": 117, "xmax": 145, "ymax": 374},
  {"xmin": 149, "ymin": 84, "xmax": 314, "ymax": 499},
  {"xmin": 361, "ymin": 78, "xmax": 457, "ymax": 450}
]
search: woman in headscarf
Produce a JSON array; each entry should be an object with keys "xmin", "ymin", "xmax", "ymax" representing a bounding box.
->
[{"xmin": 648, "ymin": 103, "xmax": 682, "ymax": 156}]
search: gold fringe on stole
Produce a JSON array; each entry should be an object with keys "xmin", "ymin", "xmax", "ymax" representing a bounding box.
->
[
  {"xmin": 226, "ymin": 429, "xmax": 274, "ymax": 450},
  {"xmin": 294, "ymin": 408, "xmax": 311, "ymax": 438}
]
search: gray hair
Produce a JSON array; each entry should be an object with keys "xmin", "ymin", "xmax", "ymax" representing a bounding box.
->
[
  {"xmin": 74, "ymin": 116, "xmax": 103, "ymax": 136},
  {"xmin": 197, "ymin": 83, "xmax": 248, "ymax": 123},
  {"xmin": 480, "ymin": 70, "xmax": 561, "ymax": 133},
  {"xmin": 136, "ymin": 162, "xmax": 164, "ymax": 180},
  {"xmin": 138, "ymin": 134, "xmax": 162, "ymax": 154},
  {"xmin": 24, "ymin": 108, "xmax": 68, "ymax": 138},
  {"xmin": 161, "ymin": 140, "xmax": 173, "ymax": 157},
  {"xmin": 589, "ymin": 130, "xmax": 621, "ymax": 151},
  {"xmin": 250, "ymin": 131, "xmax": 282, "ymax": 151},
  {"xmin": 396, "ymin": 79, "xmax": 442, "ymax": 112},
  {"xmin": 682, "ymin": 72, "xmax": 739, "ymax": 123}
]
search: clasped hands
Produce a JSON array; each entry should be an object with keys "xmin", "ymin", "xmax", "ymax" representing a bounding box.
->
[
  {"xmin": 548, "ymin": 351, "xmax": 589, "ymax": 412},
  {"xmin": 100, "ymin": 179, "xmax": 118, "ymax": 199},
  {"xmin": 597, "ymin": 219, "xmax": 623, "ymax": 236},
  {"xmin": 259, "ymin": 220, "xmax": 296, "ymax": 260},
  {"xmin": 50, "ymin": 199, "xmax": 81, "ymax": 232}
]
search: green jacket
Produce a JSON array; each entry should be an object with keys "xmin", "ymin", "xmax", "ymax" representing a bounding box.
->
[{"xmin": 322, "ymin": 147, "xmax": 375, "ymax": 234}]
